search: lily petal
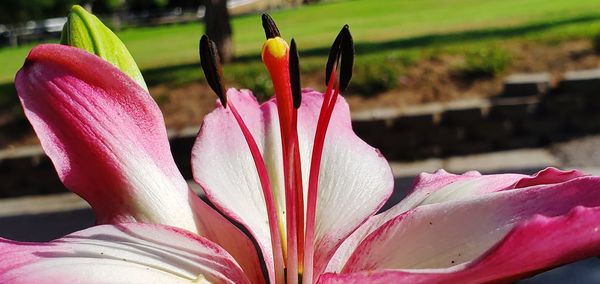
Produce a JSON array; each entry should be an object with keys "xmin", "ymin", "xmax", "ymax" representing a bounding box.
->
[
  {"xmin": 326, "ymin": 167, "xmax": 585, "ymax": 273},
  {"xmin": 16, "ymin": 44, "xmax": 195, "ymax": 229},
  {"xmin": 0, "ymin": 223, "xmax": 249, "ymax": 284},
  {"xmin": 192, "ymin": 89, "xmax": 393, "ymax": 279},
  {"xmin": 299, "ymin": 90, "xmax": 393, "ymax": 277},
  {"xmin": 320, "ymin": 206, "xmax": 600, "ymax": 283},
  {"xmin": 323, "ymin": 175, "xmax": 600, "ymax": 283},
  {"xmin": 191, "ymin": 196, "xmax": 267, "ymax": 284},
  {"xmin": 192, "ymin": 89, "xmax": 278, "ymax": 282},
  {"xmin": 15, "ymin": 44, "xmax": 265, "ymax": 283},
  {"xmin": 389, "ymin": 167, "xmax": 585, "ymax": 213}
]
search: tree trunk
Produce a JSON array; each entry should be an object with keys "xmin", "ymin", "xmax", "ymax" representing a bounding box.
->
[
  {"xmin": 111, "ymin": 12, "xmax": 122, "ymax": 31},
  {"xmin": 204, "ymin": 0, "xmax": 233, "ymax": 63},
  {"xmin": 8, "ymin": 32, "xmax": 18, "ymax": 47}
]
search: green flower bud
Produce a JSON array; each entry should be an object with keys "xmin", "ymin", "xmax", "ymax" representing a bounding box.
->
[{"xmin": 61, "ymin": 5, "xmax": 147, "ymax": 90}]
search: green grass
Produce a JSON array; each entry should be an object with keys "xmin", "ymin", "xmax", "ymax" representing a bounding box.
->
[
  {"xmin": 456, "ymin": 48, "xmax": 512, "ymax": 78},
  {"xmin": 2, "ymin": 0, "xmax": 600, "ymax": 85}
]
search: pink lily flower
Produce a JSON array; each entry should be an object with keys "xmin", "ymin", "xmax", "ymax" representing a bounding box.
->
[{"xmin": 3, "ymin": 14, "xmax": 600, "ymax": 284}]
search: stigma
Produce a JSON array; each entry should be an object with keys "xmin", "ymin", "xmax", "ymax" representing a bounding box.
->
[{"xmin": 262, "ymin": 37, "xmax": 289, "ymax": 61}]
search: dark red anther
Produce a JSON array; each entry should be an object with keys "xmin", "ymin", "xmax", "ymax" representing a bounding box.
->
[
  {"xmin": 289, "ymin": 38, "xmax": 302, "ymax": 109},
  {"xmin": 325, "ymin": 25, "xmax": 354, "ymax": 92},
  {"xmin": 199, "ymin": 35, "xmax": 227, "ymax": 107}
]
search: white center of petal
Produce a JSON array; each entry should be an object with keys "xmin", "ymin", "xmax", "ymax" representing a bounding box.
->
[
  {"xmin": 120, "ymin": 146, "xmax": 198, "ymax": 233},
  {"xmin": 193, "ymin": 274, "xmax": 213, "ymax": 284}
]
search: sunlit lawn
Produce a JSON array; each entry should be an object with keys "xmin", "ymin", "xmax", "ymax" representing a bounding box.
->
[{"xmin": 1, "ymin": 0, "xmax": 600, "ymax": 84}]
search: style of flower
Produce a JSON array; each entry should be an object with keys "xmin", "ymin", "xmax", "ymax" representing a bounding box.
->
[{"xmin": 2, "ymin": 9, "xmax": 600, "ymax": 284}]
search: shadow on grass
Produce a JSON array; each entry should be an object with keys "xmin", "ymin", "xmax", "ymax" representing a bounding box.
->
[
  {"xmin": 0, "ymin": 81, "xmax": 17, "ymax": 106},
  {"xmin": 0, "ymin": 82, "xmax": 33, "ymax": 148},
  {"xmin": 2, "ymin": 13, "xmax": 600, "ymax": 115},
  {"xmin": 143, "ymin": 62, "xmax": 202, "ymax": 87},
  {"xmin": 137, "ymin": 13, "xmax": 600, "ymax": 88},
  {"xmin": 301, "ymin": 13, "xmax": 600, "ymax": 58}
]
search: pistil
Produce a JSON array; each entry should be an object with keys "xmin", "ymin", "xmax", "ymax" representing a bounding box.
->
[{"xmin": 261, "ymin": 14, "xmax": 305, "ymax": 284}]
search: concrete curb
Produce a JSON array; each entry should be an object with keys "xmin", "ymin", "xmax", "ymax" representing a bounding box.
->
[{"xmin": 0, "ymin": 148, "xmax": 579, "ymax": 218}]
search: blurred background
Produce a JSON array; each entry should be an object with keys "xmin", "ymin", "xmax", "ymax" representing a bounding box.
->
[{"xmin": 2, "ymin": 0, "xmax": 600, "ymax": 282}]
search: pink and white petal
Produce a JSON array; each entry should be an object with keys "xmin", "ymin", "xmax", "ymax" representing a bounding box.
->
[
  {"xmin": 513, "ymin": 167, "xmax": 586, "ymax": 188},
  {"xmin": 192, "ymin": 89, "xmax": 394, "ymax": 279},
  {"xmin": 191, "ymin": 196, "xmax": 267, "ymax": 284},
  {"xmin": 326, "ymin": 170, "xmax": 513, "ymax": 273},
  {"xmin": 320, "ymin": 206, "xmax": 600, "ymax": 283},
  {"xmin": 16, "ymin": 45, "xmax": 267, "ymax": 283},
  {"xmin": 297, "ymin": 90, "xmax": 394, "ymax": 278},
  {"xmin": 326, "ymin": 167, "xmax": 585, "ymax": 273},
  {"xmin": 393, "ymin": 167, "xmax": 583, "ymax": 215},
  {"xmin": 0, "ymin": 223, "xmax": 249, "ymax": 284},
  {"xmin": 395, "ymin": 170, "xmax": 521, "ymax": 211},
  {"xmin": 333, "ymin": 176, "xmax": 600, "ymax": 282},
  {"xmin": 16, "ymin": 44, "xmax": 195, "ymax": 231},
  {"xmin": 192, "ymin": 88, "xmax": 276, "ymax": 282},
  {"xmin": 325, "ymin": 169, "xmax": 483, "ymax": 272}
]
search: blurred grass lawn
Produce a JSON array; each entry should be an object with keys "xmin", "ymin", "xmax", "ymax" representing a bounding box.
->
[{"xmin": 1, "ymin": 0, "xmax": 600, "ymax": 85}]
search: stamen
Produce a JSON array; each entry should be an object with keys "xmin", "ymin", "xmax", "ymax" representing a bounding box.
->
[
  {"xmin": 199, "ymin": 35, "xmax": 285, "ymax": 284},
  {"xmin": 262, "ymin": 13, "xmax": 281, "ymax": 39},
  {"xmin": 289, "ymin": 38, "xmax": 305, "ymax": 276},
  {"xmin": 289, "ymin": 39, "xmax": 302, "ymax": 109},
  {"xmin": 325, "ymin": 25, "xmax": 354, "ymax": 91},
  {"xmin": 199, "ymin": 35, "xmax": 227, "ymax": 106},
  {"xmin": 304, "ymin": 25, "xmax": 353, "ymax": 283},
  {"xmin": 229, "ymin": 103, "xmax": 285, "ymax": 284}
]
